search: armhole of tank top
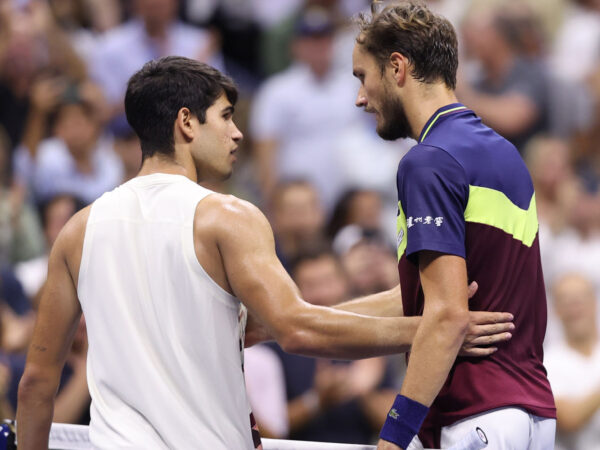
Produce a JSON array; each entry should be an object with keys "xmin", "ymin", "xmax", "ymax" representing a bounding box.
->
[
  {"xmin": 183, "ymin": 193, "xmax": 239, "ymax": 309},
  {"xmin": 77, "ymin": 201, "xmax": 97, "ymax": 296}
]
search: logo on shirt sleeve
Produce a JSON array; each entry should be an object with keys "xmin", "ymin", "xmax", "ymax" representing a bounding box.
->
[{"xmin": 407, "ymin": 216, "xmax": 444, "ymax": 227}]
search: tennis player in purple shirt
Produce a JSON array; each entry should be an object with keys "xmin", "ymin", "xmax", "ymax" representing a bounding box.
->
[{"xmin": 352, "ymin": 3, "xmax": 556, "ymax": 449}]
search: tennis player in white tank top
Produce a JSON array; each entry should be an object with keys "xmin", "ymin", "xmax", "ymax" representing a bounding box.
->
[{"xmin": 17, "ymin": 57, "xmax": 514, "ymax": 449}]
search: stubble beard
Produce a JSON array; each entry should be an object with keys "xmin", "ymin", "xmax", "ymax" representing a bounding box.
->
[{"xmin": 376, "ymin": 91, "xmax": 413, "ymax": 141}]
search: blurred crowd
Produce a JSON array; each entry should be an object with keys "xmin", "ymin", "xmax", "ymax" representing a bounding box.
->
[{"xmin": 0, "ymin": 0, "xmax": 599, "ymax": 447}]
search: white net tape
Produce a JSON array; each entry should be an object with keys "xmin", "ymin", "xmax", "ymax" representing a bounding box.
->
[
  {"xmin": 45, "ymin": 423, "xmax": 375, "ymax": 450},
  {"xmin": 29, "ymin": 423, "xmax": 487, "ymax": 450}
]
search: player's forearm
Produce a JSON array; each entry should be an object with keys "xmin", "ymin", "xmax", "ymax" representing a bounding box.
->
[
  {"xmin": 399, "ymin": 307, "xmax": 469, "ymax": 406},
  {"xmin": 334, "ymin": 285, "xmax": 404, "ymax": 317},
  {"xmin": 17, "ymin": 376, "xmax": 56, "ymax": 449},
  {"xmin": 279, "ymin": 305, "xmax": 419, "ymax": 359}
]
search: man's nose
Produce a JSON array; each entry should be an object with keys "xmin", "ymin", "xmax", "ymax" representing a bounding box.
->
[
  {"xmin": 232, "ymin": 124, "xmax": 243, "ymax": 142},
  {"xmin": 355, "ymin": 88, "xmax": 367, "ymax": 108}
]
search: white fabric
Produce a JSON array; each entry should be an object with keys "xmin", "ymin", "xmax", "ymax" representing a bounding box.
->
[
  {"xmin": 78, "ymin": 173, "xmax": 254, "ymax": 449},
  {"xmin": 244, "ymin": 344, "xmax": 289, "ymax": 438},
  {"xmin": 440, "ymin": 407, "xmax": 555, "ymax": 449},
  {"xmin": 250, "ymin": 64, "xmax": 364, "ymax": 210},
  {"xmin": 545, "ymin": 341, "xmax": 600, "ymax": 450},
  {"xmin": 539, "ymin": 226, "xmax": 600, "ymax": 333},
  {"xmin": 14, "ymin": 255, "xmax": 48, "ymax": 299},
  {"xmin": 550, "ymin": 4, "xmax": 600, "ymax": 84}
]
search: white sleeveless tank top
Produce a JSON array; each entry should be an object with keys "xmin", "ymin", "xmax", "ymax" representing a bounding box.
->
[{"xmin": 77, "ymin": 173, "xmax": 254, "ymax": 449}]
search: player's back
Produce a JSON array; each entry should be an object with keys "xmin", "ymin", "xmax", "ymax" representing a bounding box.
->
[
  {"xmin": 397, "ymin": 105, "xmax": 555, "ymax": 444},
  {"xmin": 77, "ymin": 173, "xmax": 254, "ymax": 449},
  {"xmin": 428, "ymin": 108, "xmax": 554, "ymax": 420}
]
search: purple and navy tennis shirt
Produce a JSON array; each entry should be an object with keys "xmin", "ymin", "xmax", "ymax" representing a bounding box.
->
[{"xmin": 396, "ymin": 103, "xmax": 556, "ymax": 447}]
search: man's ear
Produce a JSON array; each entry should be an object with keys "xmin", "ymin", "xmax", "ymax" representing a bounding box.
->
[
  {"xmin": 389, "ymin": 52, "xmax": 408, "ymax": 86},
  {"xmin": 175, "ymin": 107, "xmax": 194, "ymax": 142}
]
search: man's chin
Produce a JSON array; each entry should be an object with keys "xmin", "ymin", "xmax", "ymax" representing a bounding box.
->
[{"xmin": 376, "ymin": 125, "xmax": 407, "ymax": 141}]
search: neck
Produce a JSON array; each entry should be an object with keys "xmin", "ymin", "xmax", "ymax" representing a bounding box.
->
[
  {"xmin": 138, "ymin": 148, "xmax": 198, "ymax": 183},
  {"xmin": 404, "ymin": 83, "xmax": 459, "ymax": 141}
]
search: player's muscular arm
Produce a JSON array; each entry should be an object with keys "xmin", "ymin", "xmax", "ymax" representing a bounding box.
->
[
  {"xmin": 17, "ymin": 210, "xmax": 88, "ymax": 450},
  {"xmin": 399, "ymin": 251, "xmax": 469, "ymax": 406},
  {"xmin": 210, "ymin": 195, "xmax": 418, "ymax": 359},
  {"xmin": 334, "ymin": 284, "xmax": 403, "ymax": 317}
]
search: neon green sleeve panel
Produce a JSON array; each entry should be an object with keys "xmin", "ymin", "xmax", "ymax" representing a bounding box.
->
[
  {"xmin": 464, "ymin": 185, "xmax": 538, "ymax": 247},
  {"xmin": 396, "ymin": 185, "xmax": 538, "ymax": 262},
  {"xmin": 396, "ymin": 201, "xmax": 407, "ymax": 261}
]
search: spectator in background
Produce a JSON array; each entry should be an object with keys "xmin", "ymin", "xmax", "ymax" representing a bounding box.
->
[
  {"xmin": 250, "ymin": 5, "xmax": 364, "ymax": 210},
  {"xmin": 263, "ymin": 248, "xmax": 397, "ymax": 444},
  {"xmin": 112, "ymin": 127, "xmax": 142, "ymax": 183},
  {"xmin": 15, "ymin": 194, "xmax": 84, "ymax": 304},
  {"xmin": 333, "ymin": 225, "xmax": 398, "ymax": 297},
  {"xmin": 525, "ymin": 136, "xmax": 580, "ymax": 235},
  {"xmin": 14, "ymin": 80, "xmax": 123, "ymax": 204},
  {"xmin": 0, "ymin": 0, "xmax": 87, "ymax": 154},
  {"xmin": 0, "ymin": 126, "xmax": 45, "ymax": 267},
  {"xmin": 327, "ymin": 188, "xmax": 392, "ymax": 243},
  {"xmin": 269, "ymin": 180, "xmax": 327, "ymax": 271},
  {"xmin": 90, "ymin": 0, "xmax": 222, "ymax": 123},
  {"xmin": 551, "ymin": 0, "xmax": 600, "ymax": 86},
  {"xmin": 48, "ymin": 0, "xmax": 122, "ymax": 63},
  {"xmin": 546, "ymin": 273, "xmax": 600, "ymax": 450},
  {"xmin": 570, "ymin": 65, "xmax": 600, "ymax": 193},
  {"xmin": 0, "ymin": 266, "xmax": 36, "ymax": 354},
  {"xmin": 458, "ymin": 4, "xmax": 550, "ymax": 153}
]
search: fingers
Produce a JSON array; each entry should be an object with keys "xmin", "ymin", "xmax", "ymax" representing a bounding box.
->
[
  {"xmin": 459, "ymin": 346, "xmax": 498, "ymax": 357},
  {"xmin": 469, "ymin": 311, "xmax": 514, "ymax": 324},
  {"xmin": 472, "ymin": 321, "xmax": 514, "ymax": 336},
  {"xmin": 467, "ymin": 332, "xmax": 512, "ymax": 347},
  {"xmin": 467, "ymin": 281, "xmax": 478, "ymax": 299}
]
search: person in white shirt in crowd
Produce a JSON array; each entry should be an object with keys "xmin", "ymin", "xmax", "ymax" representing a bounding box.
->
[
  {"xmin": 250, "ymin": 5, "xmax": 365, "ymax": 211},
  {"xmin": 545, "ymin": 273, "xmax": 600, "ymax": 450}
]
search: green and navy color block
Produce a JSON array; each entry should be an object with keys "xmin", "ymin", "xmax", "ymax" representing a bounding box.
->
[{"xmin": 396, "ymin": 103, "xmax": 556, "ymax": 448}]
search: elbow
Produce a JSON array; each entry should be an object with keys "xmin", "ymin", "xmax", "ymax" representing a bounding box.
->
[
  {"xmin": 18, "ymin": 368, "xmax": 57, "ymax": 406},
  {"xmin": 278, "ymin": 328, "xmax": 316, "ymax": 355},
  {"xmin": 430, "ymin": 306, "xmax": 470, "ymax": 337}
]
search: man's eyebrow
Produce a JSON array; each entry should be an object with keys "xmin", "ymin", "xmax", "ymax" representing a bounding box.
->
[{"xmin": 222, "ymin": 105, "xmax": 235, "ymax": 115}]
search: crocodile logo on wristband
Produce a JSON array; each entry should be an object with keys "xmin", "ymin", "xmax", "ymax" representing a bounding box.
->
[{"xmin": 388, "ymin": 408, "xmax": 399, "ymax": 420}]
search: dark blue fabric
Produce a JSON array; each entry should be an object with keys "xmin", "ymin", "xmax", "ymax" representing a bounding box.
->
[
  {"xmin": 397, "ymin": 145, "xmax": 469, "ymax": 260},
  {"xmin": 379, "ymin": 395, "xmax": 429, "ymax": 448},
  {"xmin": 0, "ymin": 268, "xmax": 31, "ymax": 316},
  {"xmin": 423, "ymin": 106, "xmax": 534, "ymax": 210}
]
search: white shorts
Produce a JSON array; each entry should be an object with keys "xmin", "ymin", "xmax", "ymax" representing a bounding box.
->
[{"xmin": 440, "ymin": 407, "xmax": 556, "ymax": 450}]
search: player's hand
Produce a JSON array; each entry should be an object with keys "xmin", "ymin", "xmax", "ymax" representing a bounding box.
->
[
  {"xmin": 377, "ymin": 439, "xmax": 403, "ymax": 450},
  {"xmin": 460, "ymin": 310, "xmax": 513, "ymax": 356},
  {"xmin": 460, "ymin": 281, "xmax": 514, "ymax": 356}
]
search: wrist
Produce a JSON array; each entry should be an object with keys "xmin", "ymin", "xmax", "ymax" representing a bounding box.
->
[{"xmin": 379, "ymin": 394, "xmax": 429, "ymax": 449}]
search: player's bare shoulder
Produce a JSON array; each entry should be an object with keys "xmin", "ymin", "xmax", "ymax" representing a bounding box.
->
[
  {"xmin": 52, "ymin": 205, "xmax": 93, "ymax": 287},
  {"xmin": 193, "ymin": 193, "xmax": 273, "ymax": 242}
]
